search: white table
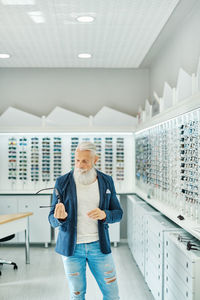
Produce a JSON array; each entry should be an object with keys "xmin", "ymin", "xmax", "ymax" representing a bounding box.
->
[{"xmin": 0, "ymin": 212, "xmax": 33, "ymax": 264}]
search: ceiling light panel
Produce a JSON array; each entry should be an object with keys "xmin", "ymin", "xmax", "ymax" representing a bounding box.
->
[{"xmin": 0, "ymin": 0, "xmax": 180, "ymax": 67}]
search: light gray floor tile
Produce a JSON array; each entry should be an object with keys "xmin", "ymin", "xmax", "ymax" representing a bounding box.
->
[{"xmin": 0, "ymin": 243, "xmax": 154, "ymax": 300}]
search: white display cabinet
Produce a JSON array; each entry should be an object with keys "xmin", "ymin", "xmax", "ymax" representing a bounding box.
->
[
  {"xmin": 145, "ymin": 214, "xmax": 182, "ymax": 300},
  {"xmin": 127, "ymin": 194, "xmax": 160, "ymax": 276},
  {"xmin": 164, "ymin": 231, "xmax": 200, "ymax": 300},
  {"xmin": 0, "ymin": 194, "xmax": 51, "ymax": 246},
  {"xmin": 127, "ymin": 195, "xmax": 145, "ymax": 255}
]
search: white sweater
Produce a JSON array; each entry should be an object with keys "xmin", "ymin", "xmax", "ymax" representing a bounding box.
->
[{"xmin": 75, "ymin": 179, "xmax": 100, "ymax": 244}]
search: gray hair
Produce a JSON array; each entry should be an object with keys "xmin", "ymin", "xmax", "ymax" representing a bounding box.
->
[{"xmin": 76, "ymin": 141, "xmax": 96, "ymax": 156}]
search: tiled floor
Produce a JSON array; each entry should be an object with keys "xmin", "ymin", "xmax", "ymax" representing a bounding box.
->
[{"xmin": 0, "ymin": 242, "xmax": 154, "ymax": 300}]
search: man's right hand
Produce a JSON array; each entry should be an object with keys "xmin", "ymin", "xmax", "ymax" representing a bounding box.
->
[{"xmin": 54, "ymin": 203, "xmax": 68, "ymax": 220}]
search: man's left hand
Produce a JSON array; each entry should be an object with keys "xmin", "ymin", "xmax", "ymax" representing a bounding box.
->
[{"xmin": 87, "ymin": 208, "xmax": 106, "ymax": 220}]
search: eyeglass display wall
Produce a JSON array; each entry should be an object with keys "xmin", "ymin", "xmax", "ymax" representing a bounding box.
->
[
  {"xmin": 135, "ymin": 107, "xmax": 200, "ymax": 224},
  {"xmin": 1, "ymin": 133, "xmax": 134, "ymax": 193}
]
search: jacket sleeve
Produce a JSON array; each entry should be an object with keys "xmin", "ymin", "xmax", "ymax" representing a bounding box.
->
[
  {"xmin": 48, "ymin": 179, "xmax": 68, "ymax": 228},
  {"xmin": 102, "ymin": 177, "xmax": 123, "ymax": 224}
]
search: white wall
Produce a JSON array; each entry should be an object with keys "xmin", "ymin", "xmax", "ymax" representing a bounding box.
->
[
  {"xmin": 0, "ymin": 68, "xmax": 149, "ymax": 118},
  {"xmin": 145, "ymin": 0, "xmax": 200, "ymax": 101}
]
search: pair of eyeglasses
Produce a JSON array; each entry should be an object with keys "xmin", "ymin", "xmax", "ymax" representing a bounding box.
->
[{"xmin": 181, "ymin": 176, "xmax": 198, "ymax": 183}]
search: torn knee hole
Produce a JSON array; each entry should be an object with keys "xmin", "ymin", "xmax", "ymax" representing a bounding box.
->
[
  {"xmin": 105, "ymin": 269, "xmax": 114, "ymax": 274},
  {"xmin": 70, "ymin": 272, "xmax": 79, "ymax": 276},
  {"xmin": 105, "ymin": 276, "xmax": 116, "ymax": 284},
  {"xmin": 74, "ymin": 291, "xmax": 80, "ymax": 295}
]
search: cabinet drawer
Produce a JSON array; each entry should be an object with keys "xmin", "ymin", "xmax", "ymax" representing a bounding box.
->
[
  {"xmin": 18, "ymin": 196, "xmax": 51, "ymax": 243},
  {"xmin": 145, "ymin": 264, "xmax": 162, "ymax": 300},
  {"xmin": 165, "ymin": 241, "xmax": 194, "ymax": 276},
  {"xmin": 146, "ymin": 247, "xmax": 162, "ymax": 264},
  {"xmin": 146, "ymin": 237, "xmax": 162, "ymax": 254},
  {"xmin": 165, "ymin": 270, "xmax": 193, "ymax": 300},
  {"xmin": 164, "ymin": 283, "xmax": 180, "ymax": 300},
  {"xmin": 165, "ymin": 259, "xmax": 194, "ymax": 292},
  {"xmin": 146, "ymin": 255, "xmax": 162, "ymax": 275}
]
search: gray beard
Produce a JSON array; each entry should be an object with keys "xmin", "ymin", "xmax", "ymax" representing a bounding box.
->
[{"xmin": 74, "ymin": 167, "xmax": 97, "ymax": 185}]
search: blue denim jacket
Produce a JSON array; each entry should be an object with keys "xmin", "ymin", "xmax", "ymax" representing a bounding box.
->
[{"xmin": 48, "ymin": 169, "xmax": 123, "ymax": 257}]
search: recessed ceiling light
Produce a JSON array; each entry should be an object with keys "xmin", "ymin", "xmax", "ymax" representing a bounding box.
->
[
  {"xmin": 76, "ymin": 16, "xmax": 95, "ymax": 23},
  {"xmin": 28, "ymin": 11, "xmax": 45, "ymax": 23},
  {"xmin": 0, "ymin": 53, "xmax": 11, "ymax": 59},
  {"xmin": 1, "ymin": 0, "xmax": 35, "ymax": 4},
  {"xmin": 78, "ymin": 53, "xmax": 92, "ymax": 59}
]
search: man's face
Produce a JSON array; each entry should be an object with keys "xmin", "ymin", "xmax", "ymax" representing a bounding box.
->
[{"xmin": 75, "ymin": 149, "xmax": 98, "ymax": 172}]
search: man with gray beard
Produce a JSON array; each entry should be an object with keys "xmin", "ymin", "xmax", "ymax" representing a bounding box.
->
[{"xmin": 48, "ymin": 141, "xmax": 123, "ymax": 300}]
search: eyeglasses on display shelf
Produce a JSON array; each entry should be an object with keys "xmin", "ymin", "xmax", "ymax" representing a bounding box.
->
[
  {"xmin": 94, "ymin": 137, "xmax": 102, "ymax": 171},
  {"xmin": 42, "ymin": 137, "xmax": 51, "ymax": 182},
  {"xmin": 53, "ymin": 137, "xmax": 62, "ymax": 181},
  {"xmin": 71, "ymin": 137, "xmax": 79, "ymax": 169},
  {"xmin": 135, "ymin": 107, "xmax": 200, "ymax": 224},
  {"xmin": 179, "ymin": 114, "xmax": 200, "ymax": 221},
  {"xmin": 31, "ymin": 137, "xmax": 39, "ymax": 182},
  {"xmin": 116, "ymin": 137, "xmax": 124, "ymax": 181},
  {"xmin": 8, "ymin": 137, "xmax": 17, "ymax": 182},
  {"xmin": 168, "ymin": 119, "xmax": 180, "ymax": 209},
  {"xmin": 18, "ymin": 137, "xmax": 28, "ymax": 182},
  {"xmin": 135, "ymin": 134, "xmax": 149, "ymax": 188},
  {"xmin": 177, "ymin": 232, "xmax": 200, "ymax": 252},
  {"xmin": 159, "ymin": 124, "xmax": 170, "ymax": 201},
  {"xmin": 82, "ymin": 137, "xmax": 90, "ymax": 142},
  {"xmin": 104, "ymin": 137, "xmax": 113, "ymax": 176}
]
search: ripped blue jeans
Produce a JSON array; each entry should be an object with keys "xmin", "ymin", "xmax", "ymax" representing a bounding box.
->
[{"xmin": 62, "ymin": 240, "xmax": 120, "ymax": 300}]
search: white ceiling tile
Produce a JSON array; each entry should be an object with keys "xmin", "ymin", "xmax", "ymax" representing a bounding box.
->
[{"xmin": 0, "ymin": 0, "xmax": 180, "ymax": 67}]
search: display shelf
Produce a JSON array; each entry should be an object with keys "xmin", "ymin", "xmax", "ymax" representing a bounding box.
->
[
  {"xmin": 135, "ymin": 187, "xmax": 200, "ymax": 241},
  {"xmin": 0, "ymin": 132, "xmax": 134, "ymax": 193}
]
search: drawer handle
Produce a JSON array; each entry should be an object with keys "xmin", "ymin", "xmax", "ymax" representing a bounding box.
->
[
  {"xmin": 186, "ymin": 262, "xmax": 189, "ymax": 268},
  {"xmin": 166, "ymin": 288, "xmax": 168, "ymax": 293},
  {"xmin": 166, "ymin": 241, "xmax": 168, "ymax": 246},
  {"xmin": 166, "ymin": 276, "xmax": 168, "ymax": 281},
  {"xmin": 25, "ymin": 205, "xmax": 28, "ymax": 208},
  {"xmin": 186, "ymin": 277, "xmax": 188, "ymax": 283},
  {"xmin": 186, "ymin": 291, "xmax": 188, "ymax": 297}
]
